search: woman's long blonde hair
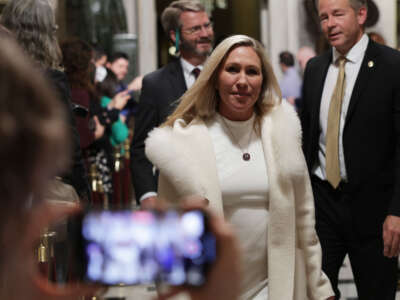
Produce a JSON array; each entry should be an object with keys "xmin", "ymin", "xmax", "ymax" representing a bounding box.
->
[{"xmin": 162, "ymin": 34, "xmax": 282, "ymax": 131}]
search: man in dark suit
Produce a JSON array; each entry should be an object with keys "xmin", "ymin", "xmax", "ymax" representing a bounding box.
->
[
  {"xmin": 130, "ymin": 0, "xmax": 214, "ymax": 208},
  {"xmin": 300, "ymin": 0, "xmax": 400, "ymax": 299}
]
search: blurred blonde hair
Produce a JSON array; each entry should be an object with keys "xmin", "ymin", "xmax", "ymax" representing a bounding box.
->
[{"xmin": 162, "ymin": 34, "xmax": 281, "ymax": 132}]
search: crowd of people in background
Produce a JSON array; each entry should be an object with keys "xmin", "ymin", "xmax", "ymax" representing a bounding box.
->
[{"xmin": 1, "ymin": 0, "xmax": 399, "ymax": 299}]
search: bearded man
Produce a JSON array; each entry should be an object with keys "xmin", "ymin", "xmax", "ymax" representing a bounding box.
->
[{"xmin": 130, "ymin": 0, "xmax": 214, "ymax": 208}]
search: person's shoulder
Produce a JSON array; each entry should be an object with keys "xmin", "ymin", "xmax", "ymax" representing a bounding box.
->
[
  {"xmin": 45, "ymin": 68, "xmax": 68, "ymax": 86},
  {"xmin": 145, "ymin": 118, "xmax": 206, "ymax": 161},
  {"xmin": 270, "ymin": 101, "xmax": 299, "ymax": 122},
  {"xmin": 143, "ymin": 59, "xmax": 181, "ymax": 83},
  {"xmin": 371, "ymin": 41, "xmax": 400, "ymax": 64},
  {"xmin": 45, "ymin": 68, "xmax": 71, "ymax": 103},
  {"xmin": 262, "ymin": 102, "xmax": 305, "ymax": 172},
  {"xmin": 146, "ymin": 118, "xmax": 202, "ymax": 142},
  {"xmin": 306, "ymin": 50, "xmax": 330, "ymax": 69},
  {"xmin": 267, "ymin": 101, "xmax": 301, "ymax": 136},
  {"xmin": 145, "ymin": 123, "xmax": 178, "ymax": 164},
  {"xmin": 288, "ymin": 67, "xmax": 302, "ymax": 81}
]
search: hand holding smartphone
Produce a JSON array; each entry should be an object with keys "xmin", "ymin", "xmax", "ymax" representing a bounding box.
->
[
  {"xmin": 33, "ymin": 202, "xmax": 241, "ymax": 300},
  {"xmin": 73, "ymin": 209, "xmax": 217, "ymax": 287}
]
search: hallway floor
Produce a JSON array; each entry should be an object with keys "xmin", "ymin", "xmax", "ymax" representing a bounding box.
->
[{"xmin": 103, "ymin": 255, "xmax": 400, "ymax": 299}]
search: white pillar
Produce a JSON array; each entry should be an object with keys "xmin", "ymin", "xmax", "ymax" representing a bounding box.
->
[
  {"xmin": 267, "ymin": 0, "xmax": 302, "ymax": 81},
  {"xmin": 260, "ymin": 0, "xmax": 269, "ymax": 49},
  {"xmin": 369, "ymin": 0, "xmax": 397, "ymax": 48},
  {"xmin": 123, "ymin": 0, "xmax": 137, "ymax": 34},
  {"xmin": 136, "ymin": 0, "xmax": 158, "ymax": 76}
]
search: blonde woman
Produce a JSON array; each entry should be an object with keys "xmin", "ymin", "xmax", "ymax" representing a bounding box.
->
[{"xmin": 146, "ymin": 35, "xmax": 334, "ymax": 300}]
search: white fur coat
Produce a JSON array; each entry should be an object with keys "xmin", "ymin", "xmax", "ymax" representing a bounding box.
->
[{"xmin": 145, "ymin": 102, "xmax": 333, "ymax": 300}]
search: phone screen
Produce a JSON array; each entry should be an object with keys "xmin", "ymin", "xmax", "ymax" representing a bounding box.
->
[{"xmin": 75, "ymin": 210, "xmax": 216, "ymax": 286}]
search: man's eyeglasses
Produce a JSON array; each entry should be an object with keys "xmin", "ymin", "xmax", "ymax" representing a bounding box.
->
[{"xmin": 181, "ymin": 22, "xmax": 213, "ymax": 35}]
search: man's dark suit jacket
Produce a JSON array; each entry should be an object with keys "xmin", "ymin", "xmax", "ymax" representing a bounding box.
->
[
  {"xmin": 300, "ymin": 40, "xmax": 400, "ymax": 237},
  {"xmin": 131, "ymin": 58, "xmax": 187, "ymax": 203}
]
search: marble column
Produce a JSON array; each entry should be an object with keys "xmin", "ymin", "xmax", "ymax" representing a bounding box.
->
[{"xmin": 136, "ymin": 0, "xmax": 158, "ymax": 76}]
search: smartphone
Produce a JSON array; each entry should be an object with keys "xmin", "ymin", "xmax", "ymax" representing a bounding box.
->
[
  {"xmin": 71, "ymin": 103, "xmax": 89, "ymax": 118},
  {"xmin": 72, "ymin": 209, "xmax": 216, "ymax": 286}
]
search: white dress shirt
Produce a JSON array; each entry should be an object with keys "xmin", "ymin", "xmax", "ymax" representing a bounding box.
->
[
  {"xmin": 180, "ymin": 57, "xmax": 203, "ymax": 89},
  {"xmin": 314, "ymin": 34, "xmax": 369, "ymax": 181}
]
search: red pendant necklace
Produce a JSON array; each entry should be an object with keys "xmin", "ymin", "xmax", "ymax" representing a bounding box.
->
[{"xmin": 220, "ymin": 116, "xmax": 253, "ymax": 161}]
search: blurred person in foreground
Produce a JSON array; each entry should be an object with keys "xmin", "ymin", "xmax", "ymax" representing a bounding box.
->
[
  {"xmin": 0, "ymin": 34, "xmax": 241, "ymax": 300},
  {"xmin": 145, "ymin": 34, "xmax": 334, "ymax": 300},
  {"xmin": 0, "ymin": 34, "xmax": 95, "ymax": 300},
  {"xmin": 131, "ymin": 0, "xmax": 214, "ymax": 208},
  {"xmin": 301, "ymin": 0, "xmax": 400, "ymax": 298},
  {"xmin": 0, "ymin": 0, "xmax": 90, "ymax": 201}
]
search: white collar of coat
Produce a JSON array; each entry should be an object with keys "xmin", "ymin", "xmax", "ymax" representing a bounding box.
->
[{"xmin": 145, "ymin": 101, "xmax": 305, "ymax": 212}]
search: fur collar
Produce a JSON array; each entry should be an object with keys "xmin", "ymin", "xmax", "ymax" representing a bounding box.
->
[{"xmin": 262, "ymin": 101, "xmax": 305, "ymax": 179}]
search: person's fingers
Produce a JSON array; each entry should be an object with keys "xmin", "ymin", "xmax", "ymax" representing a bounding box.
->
[
  {"xmin": 154, "ymin": 196, "xmax": 168, "ymax": 211},
  {"xmin": 389, "ymin": 232, "xmax": 400, "ymax": 258},
  {"xmin": 121, "ymin": 94, "xmax": 131, "ymax": 101},
  {"xmin": 112, "ymin": 91, "xmax": 131, "ymax": 109},
  {"xmin": 383, "ymin": 226, "xmax": 393, "ymax": 257},
  {"xmin": 140, "ymin": 196, "xmax": 159, "ymax": 210},
  {"xmin": 116, "ymin": 90, "xmax": 129, "ymax": 96},
  {"xmin": 181, "ymin": 196, "xmax": 209, "ymax": 210}
]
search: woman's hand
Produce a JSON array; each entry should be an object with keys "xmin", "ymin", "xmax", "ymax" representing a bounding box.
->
[
  {"xmin": 140, "ymin": 196, "xmax": 158, "ymax": 210},
  {"xmin": 110, "ymin": 90, "xmax": 130, "ymax": 110},
  {"xmin": 93, "ymin": 116, "xmax": 105, "ymax": 139},
  {"xmin": 128, "ymin": 75, "xmax": 143, "ymax": 91}
]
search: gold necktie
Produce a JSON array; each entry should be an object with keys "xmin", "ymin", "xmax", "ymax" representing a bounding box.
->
[{"xmin": 326, "ymin": 56, "xmax": 346, "ymax": 188}]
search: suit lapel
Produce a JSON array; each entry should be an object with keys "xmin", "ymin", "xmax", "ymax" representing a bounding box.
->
[
  {"xmin": 167, "ymin": 58, "xmax": 187, "ymax": 98},
  {"xmin": 163, "ymin": 59, "xmax": 187, "ymax": 112},
  {"xmin": 310, "ymin": 52, "xmax": 331, "ymax": 141},
  {"xmin": 345, "ymin": 40, "xmax": 380, "ymax": 124}
]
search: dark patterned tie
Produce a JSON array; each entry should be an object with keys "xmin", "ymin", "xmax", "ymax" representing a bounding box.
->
[{"xmin": 192, "ymin": 67, "xmax": 201, "ymax": 80}]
